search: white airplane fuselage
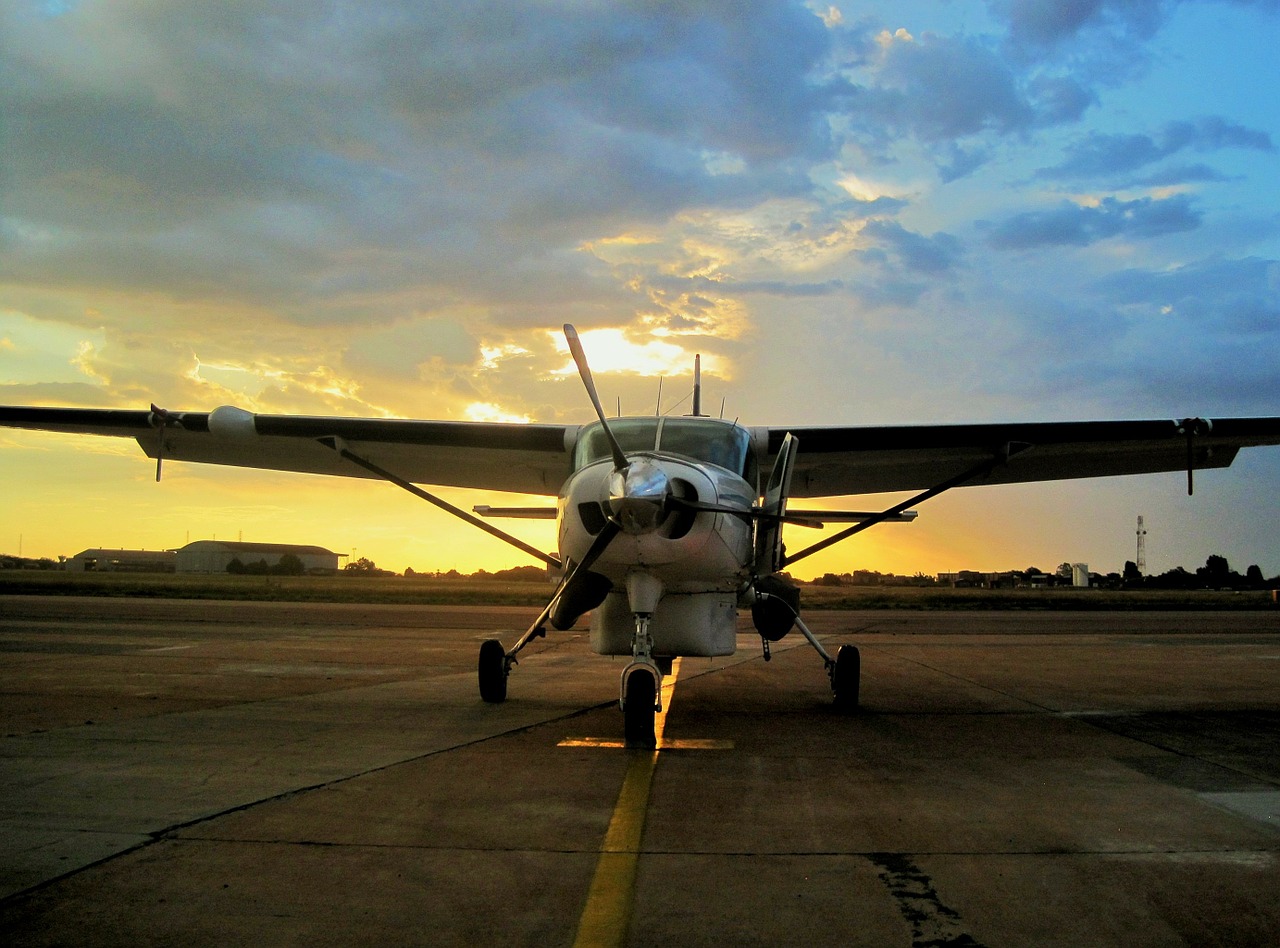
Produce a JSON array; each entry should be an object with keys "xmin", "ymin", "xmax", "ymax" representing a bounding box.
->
[{"xmin": 556, "ymin": 418, "xmax": 760, "ymax": 659}]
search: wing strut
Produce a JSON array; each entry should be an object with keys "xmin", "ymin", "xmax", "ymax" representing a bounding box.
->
[
  {"xmin": 318, "ymin": 436, "xmax": 562, "ymax": 570},
  {"xmin": 1178, "ymin": 417, "xmax": 1212, "ymax": 495},
  {"xmin": 782, "ymin": 442, "xmax": 1032, "ymax": 569},
  {"xmin": 148, "ymin": 404, "xmax": 177, "ymax": 482}
]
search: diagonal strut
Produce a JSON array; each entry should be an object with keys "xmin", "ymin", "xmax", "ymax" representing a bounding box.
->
[{"xmin": 781, "ymin": 442, "xmax": 1032, "ymax": 569}]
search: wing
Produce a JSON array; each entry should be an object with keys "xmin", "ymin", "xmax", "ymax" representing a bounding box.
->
[
  {"xmin": 768, "ymin": 417, "xmax": 1280, "ymax": 498},
  {"xmin": 0, "ymin": 406, "xmax": 575, "ymax": 496}
]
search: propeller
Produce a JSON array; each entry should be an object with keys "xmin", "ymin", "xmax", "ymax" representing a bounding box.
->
[
  {"xmin": 564, "ymin": 323, "xmax": 673, "ymax": 536},
  {"xmin": 565, "ymin": 324, "xmax": 628, "ymax": 471}
]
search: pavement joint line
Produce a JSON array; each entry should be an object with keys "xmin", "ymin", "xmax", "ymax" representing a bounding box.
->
[
  {"xmin": 880, "ymin": 650, "xmax": 1057, "ymax": 712},
  {"xmin": 95, "ymin": 837, "xmax": 1280, "ymax": 858},
  {"xmin": 0, "ymin": 696, "xmax": 618, "ymax": 904}
]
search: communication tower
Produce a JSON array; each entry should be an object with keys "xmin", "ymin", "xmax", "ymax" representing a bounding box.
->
[{"xmin": 1136, "ymin": 515, "xmax": 1147, "ymax": 574}]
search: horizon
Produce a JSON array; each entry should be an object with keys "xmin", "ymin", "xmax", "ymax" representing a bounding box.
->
[{"xmin": 4, "ymin": 539, "xmax": 1268, "ymax": 584}]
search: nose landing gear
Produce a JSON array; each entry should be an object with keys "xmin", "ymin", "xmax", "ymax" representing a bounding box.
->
[{"xmin": 621, "ymin": 662, "xmax": 658, "ymax": 748}]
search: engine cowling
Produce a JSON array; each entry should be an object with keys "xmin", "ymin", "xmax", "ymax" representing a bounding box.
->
[{"xmin": 549, "ymin": 569, "xmax": 613, "ymax": 631}]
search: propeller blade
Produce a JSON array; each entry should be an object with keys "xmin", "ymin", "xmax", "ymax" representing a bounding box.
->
[
  {"xmin": 520, "ymin": 520, "xmax": 621, "ymax": 643},
  {"xmin": 564, "ymin": 323, "xmax": 628, "ymax": 470},
  {"xmin": 576, "ymin": 519, "xmax": 621, "ymax": 575}
]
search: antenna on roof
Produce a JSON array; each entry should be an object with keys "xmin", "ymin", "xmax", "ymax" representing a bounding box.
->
[{"xmin": 690, "ymin": 354, "xmax": 703, "ymax": 417}]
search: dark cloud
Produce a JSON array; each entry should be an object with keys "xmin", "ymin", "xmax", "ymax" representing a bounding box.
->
[
  {"xmin": 1038, "ymin": 118, "xmax": 1274, "ymax": 181},
  {"xmin": 986, "ymin": 194, "xmax": 1202, "ymax": 249},
  {"xmin": 994, "ymin": 0, "xmax": 1165, "ymax": 48},
  {"xmin": 1094, "ymin": 256, "xmax": 1280, "ymax": 333},
  {"xmin": 992, "ymin": 255, "xmax": 1280, "ymax": 412},
  {"xmin": 0, "ymin": 1, "xmax": 847, "ymax": 322},
  {"xmin": 937, "ymin": 144, "xmax": 991, "ymax": 183},
  {"xmin": 0, "ymin": 381, "xmax": 118, "ymax": 406},
  {"xmin": 657, "ymin": 275, "xmax": 846, "ymax": 299},
  {"xmin": 848, "ymin": 33, "xmax": 1034, "ymax": 142},
  {"xmin": 1123, "ymin": 164, "xmax": 1232, "ymax": 187},
  {"xmin": 1025, "ymin": 74, "xmax": 1096, "ymax": 124},
  {"xmin": 861, "ymin": 221, "xmax": 964, "ymax": 275}
]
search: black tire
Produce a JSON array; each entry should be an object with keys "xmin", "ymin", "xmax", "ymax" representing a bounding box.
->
[
  {"xmin": 478, "ymin": 639, "xmax": 508, "ymax": 703},
  {"xmin": 832, "ymin": 644, "xmax": 860, "ymax": 712},
  {"xmin": 624, "ymin": 669, "xmax": 657, "ymax": 748}
]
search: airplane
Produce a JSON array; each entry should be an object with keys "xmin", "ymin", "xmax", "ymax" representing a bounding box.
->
[{"xmin": 4, "ymin": 323, "xmax": 1280, "ymax": 747}]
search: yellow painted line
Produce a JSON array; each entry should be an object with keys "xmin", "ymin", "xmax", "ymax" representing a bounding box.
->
[
  {"xmin": 571, "ymin": 659, "xmax": 683, "ymax": 948},
  {"xmin": 559, "ymin": 736, "xmax": 733, "ymax": 751}
]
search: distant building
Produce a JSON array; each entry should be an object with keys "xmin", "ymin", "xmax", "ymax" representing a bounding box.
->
[
  {"xmin": 1072, "ymin": 563, "xmax": 1090, "ymax": 588},
  {"xmin": 937, "ymin": 570, "xmax": 1001, "ymax": 588},
  {"xmin": 67, "ymin": 549, "xmax": 177, "ymax": 573},
  {"xmin": 937, "ymin": 570, "xmax": 1059, "ymax": 589},
  {"xmin": 175, "ymin": 540, "xmax": 341, "ymax": 574}
]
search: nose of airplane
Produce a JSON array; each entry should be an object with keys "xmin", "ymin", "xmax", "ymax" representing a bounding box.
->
[{"xmin": 607, "ymin": 457, "xmax": 670, "ymax": 534}]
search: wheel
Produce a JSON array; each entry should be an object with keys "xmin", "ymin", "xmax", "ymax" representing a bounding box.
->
[
  {"xmin": 831, "ymin": 644, "xmax": 860, "ymax": 712},
  {"xmin": 478, "ymin": 639, "xmax": 508, "ymax": 703},
  {"xmin": 623, "ymin": 668, "xmax": 657, "ymax": 748}
]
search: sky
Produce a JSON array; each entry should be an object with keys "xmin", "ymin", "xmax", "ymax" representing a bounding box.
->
[{"xmin": 2, "ymin": 0, "xmax": 1279, "ymax": 580}]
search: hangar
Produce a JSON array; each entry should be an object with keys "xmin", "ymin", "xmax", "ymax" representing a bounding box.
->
[
  {"xmin": 174, "ymin": 540, "xmax": 342, "ymax": 574},
  {"xmin": 66, "ymin": 549, "xmax": 177, "ymax": 573}
]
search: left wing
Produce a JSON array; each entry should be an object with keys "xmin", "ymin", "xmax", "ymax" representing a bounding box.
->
[
  {"xmin": 769, "ymin": 417, "xmax": 1280, "ymax": 497},
  {"xmin": 0, "ymin": 406, "xmax": 575, "ymax": 496}
]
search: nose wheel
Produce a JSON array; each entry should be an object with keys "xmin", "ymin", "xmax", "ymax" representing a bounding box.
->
[{"xmin": 623, "ymin": 665, "xmax": 658, "ymax": 748}]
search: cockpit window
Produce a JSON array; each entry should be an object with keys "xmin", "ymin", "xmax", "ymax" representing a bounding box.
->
[
  {"xmin": 574, "ymin": 419, "xmax": 658, "ymax": 468},
  {"xmin": 573, "ymin": 417, "xmax": 752, "ymax": 479}
]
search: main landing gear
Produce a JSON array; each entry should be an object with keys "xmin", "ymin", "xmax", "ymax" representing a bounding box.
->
[
  {"xmin": 830, "ymin": 644, "xmax": 860, "ymax": 711},
  {"xmin": 754, "ymin": 588, "xmax": 860, "ymax": 713},
  {"xmin": 798, "ymin": 617, "xmax": 860, "ymax": 713},
  {"xmin": 477, "ymin": 638, "xmax": 509, "ymax": 704}
]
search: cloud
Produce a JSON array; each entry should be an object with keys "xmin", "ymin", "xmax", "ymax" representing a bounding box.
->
[
  {"xmin": 994, "ymin": 0, "xmax": 1165, "ymax": 49},
  {"xmin": 0, "ymin": 380, "xmax": 119, "ymax": 406},
  {"xmin": 1100, "ymin": 257, "xmax": 1280, "ymax": 410},
  {"xmin": 0, "ymin": 1, "xmax": 847, "ymax": 329},
  {"xmin": 846, "ymin": 31, "xmax": 1035, "ymax": 142},
  {"xmin": 1038, "ymin": 117, "xmax": 1274, "ymax": 182},
  {"xmin": 1094, "ymin": 256, "xmax": 1280, "ymax": 333},
  {"xmin": 1, "ymin": 0, "xmax": 1277, "ymax": 433},
  {"xmin": 860, "ymin": 220, "xmax": 964, "ymax": 275},
  {"xmin": 985, "ymin": 194, "xmax": 1202, "ymax": 249}
]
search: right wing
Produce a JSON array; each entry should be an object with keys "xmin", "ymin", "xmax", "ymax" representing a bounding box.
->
[{"xmin": 767, "ymin": 417, "xmax": 1280, "ymax": 497}]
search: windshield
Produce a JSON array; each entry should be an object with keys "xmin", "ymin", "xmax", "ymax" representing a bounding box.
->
[{"xmin": 573, "ymin": 417, "xmax": 752, "ymax": 478}]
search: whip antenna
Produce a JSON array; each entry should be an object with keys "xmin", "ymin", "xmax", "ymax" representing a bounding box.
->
[{"xmin": 691, "ymin": 354, "xmax": 703, "ymax": 417}]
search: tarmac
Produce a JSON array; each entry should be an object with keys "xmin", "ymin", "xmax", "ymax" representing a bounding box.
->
[{"xmin": 1, "ymin": 595, "xmax": 1278, "ymax": 946}]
